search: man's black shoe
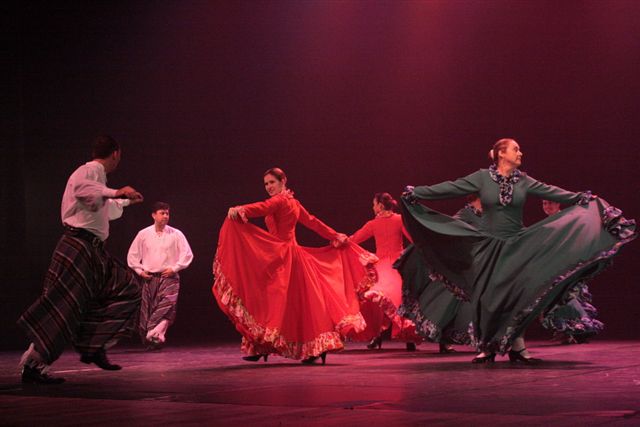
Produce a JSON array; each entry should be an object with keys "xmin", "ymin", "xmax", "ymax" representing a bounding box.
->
[
  {"xmin": 80, "ymin": 349, "xmax": 122, "ymax": 370},
  {"xmin": 21, "ymin": 365, "xmax": 65, "ymax": 384}
]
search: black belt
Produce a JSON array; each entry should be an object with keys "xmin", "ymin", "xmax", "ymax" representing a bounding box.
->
[{"xmin": 64, "ymin": 225, "xmax": 103, "ymax": 247}]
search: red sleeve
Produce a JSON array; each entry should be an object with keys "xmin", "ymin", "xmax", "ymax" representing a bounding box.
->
[
  {"xmin": 241, "ymin": 195, "xmax": 286, "ymax": 218},
  {"xmin": 297, "ymin": 201, "xmax": 338, "ymax": 240},
  {"xmin": 350, "ymin": 220, "xmax": 374, "ymax": 244}
]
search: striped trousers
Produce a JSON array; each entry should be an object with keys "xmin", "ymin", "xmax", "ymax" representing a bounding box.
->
[
  {"xmin": 139, "ymin": 274, "xmax": 180, "ymax": 340},
  {"xmin": 17, "ymin": 232, "xmax": 142, "ymax": 364}
]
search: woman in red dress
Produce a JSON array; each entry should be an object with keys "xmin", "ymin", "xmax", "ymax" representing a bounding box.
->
[
  {"xmin": 349, "ymin": 193, "xmax": 423, "ymax": 351},
  {"xmin": 212, "ymin": 168, "xmax": 377, "ymax": 364}
]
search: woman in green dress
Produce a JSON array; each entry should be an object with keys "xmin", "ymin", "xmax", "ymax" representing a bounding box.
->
[{"xmin": 402, "ymin": 138, "xmax": 636, "ymax": 363}]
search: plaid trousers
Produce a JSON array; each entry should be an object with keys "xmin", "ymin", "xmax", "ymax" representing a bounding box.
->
[{"xmin": 18, "ymin": 231, "xmax": 141, "ymax": 364}]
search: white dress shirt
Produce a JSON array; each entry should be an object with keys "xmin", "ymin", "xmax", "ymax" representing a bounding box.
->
[
  {"xmin": 127, "ymin": 225, "xmax": 194, "ymax": 275},
  {"xmin": 61, "ymin": 161, "xmax": 130, "ymax": 241}
]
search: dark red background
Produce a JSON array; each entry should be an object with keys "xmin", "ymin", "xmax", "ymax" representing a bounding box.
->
[{"xmin": 3, "ymin": 1, "xmax": 639, "ymax": 348}]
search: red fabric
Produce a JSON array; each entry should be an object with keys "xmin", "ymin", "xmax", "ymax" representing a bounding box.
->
[
  {"xmin": 212, "ymin": 193, "xmax": 377, "ymax": 359},
  {"xmin": 350, "ymin": 213, "xmax": 422, "ymax": 343}
]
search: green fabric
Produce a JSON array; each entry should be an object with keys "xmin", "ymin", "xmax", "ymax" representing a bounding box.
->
[
  {"xmin": 403, "ymin": 168, "xmax": 636, "ymax": 354},
  {"xmin": 397, "ymin": 206, "xmax": 482, "ymax": 344}
]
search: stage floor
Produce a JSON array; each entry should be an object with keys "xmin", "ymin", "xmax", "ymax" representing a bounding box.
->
[{"xmin": 1, "ymin": 341, "xmax": 639, "ymax": 426}]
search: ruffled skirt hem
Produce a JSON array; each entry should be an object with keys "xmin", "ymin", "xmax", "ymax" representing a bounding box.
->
[
  {"xmin": 477, "ymin": 232, "xmax": 635, "ymax": 355},
  {"xmin": 213, "ymin": 258, "xmax": 368, "ymax": 359}
]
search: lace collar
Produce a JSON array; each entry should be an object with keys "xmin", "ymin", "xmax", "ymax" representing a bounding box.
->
[{"xmin": 488, "ymin": 164, "xmax": 521, "ymax": 206}]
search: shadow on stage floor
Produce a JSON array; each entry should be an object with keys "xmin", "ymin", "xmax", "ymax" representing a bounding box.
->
[{"xmin": 1, "ymin": 340, "xmax": 639, "ymax": 426}]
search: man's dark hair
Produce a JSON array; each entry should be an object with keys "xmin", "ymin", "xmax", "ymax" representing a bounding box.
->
[
  {"xmin": 152, "ymin": 201, "xmax": 170, "ymax": 213},
  {"xmin": 92, "ymin": 135, "xmax": 120, "ymax": 159}
]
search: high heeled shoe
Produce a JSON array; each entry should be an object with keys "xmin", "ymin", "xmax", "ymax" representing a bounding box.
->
[
  {"xmin": 439, "ymin": 342, "xmax": 456, "ymax": 354},
  {"xmin": 242, "ymin": 354, "xmax": 268, "ymax": 362},
  {"xmin": 508, "ymin": 348, "xmax": 541, "ymax": 364},
  {"xmin": 367, "ymin": 336, "xmax": 382, "ymax": 350},
  {"xmin": 471, "ymin": 353, "xmax": 496, "ymax": 364},
  {"xmin": 301, "ymin": 352, "xmax": 327, "ymax": 365}
]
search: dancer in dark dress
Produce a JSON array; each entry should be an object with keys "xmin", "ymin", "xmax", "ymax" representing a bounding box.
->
[{"xmin": 402, "ymin": 138, "xmax": 636, "ymax": 363}]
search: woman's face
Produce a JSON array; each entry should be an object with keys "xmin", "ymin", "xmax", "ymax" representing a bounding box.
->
[
  {"xmin": 264, "ymin": 173, "xmax": 285, "ymax": 196},
  {"xmin": 499, "ymin": 140, "xmax": 523, "ymax": 168},
  {"xmin": 542, "ymin": 200, "xmax": 561, "ymax": 216}
]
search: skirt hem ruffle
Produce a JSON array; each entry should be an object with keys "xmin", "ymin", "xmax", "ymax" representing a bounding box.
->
[
  {"xmin": 478, "ymin": 234, "xmax": 636, "ymax": 355},
  {"xmin": 213, "ymin": 257, "xmax": 368, "ymax": 360}
]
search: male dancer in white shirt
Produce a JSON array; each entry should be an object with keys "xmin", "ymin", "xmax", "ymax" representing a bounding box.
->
[
  {"xmin": 18, "ymin": 135, "xmax": 144, "ymax": 384},
  {"xmin": 128, "ymin": 202, "xmax": 193, "ymax": 348}
]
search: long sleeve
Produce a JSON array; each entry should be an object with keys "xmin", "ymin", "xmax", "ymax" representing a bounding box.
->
[
  {"xmin": 350, "ymin": 220, "xmax": 374, "ymax": 245},
  {"xmin": 297, "ymin": 203, "xmax": 338, "ymax": 240},
  {"xmin": 241, "ymin": 196, "xmax": 286, "ymax": 218},
  {"xmin": 127, "ymin": 232, "xmax": 145, "ymax": 274},
  {"xmin": 525, "ymin": 175, "xmax": 582, "ymax": 204},
  {"xmin": 413, "ymin": 170, "xmax": 483, "ymax": 200},
  {"xmin": 73, "ymin": 165, "xmax": 128, "ymax": 220},
  {"xmin": 106, "ymin": 198, "xmax": 130, "ymax": 220},
  {"xmin": 61, "ymin": 161, "xmax": 125, "ymax": 241},
  {"xmin": 74, "ymin": 179, "xmax": 118, "ymax": 212},
  {"xmin": 171, "ymin": 231, "xmax": 194, "ymax": 273}
]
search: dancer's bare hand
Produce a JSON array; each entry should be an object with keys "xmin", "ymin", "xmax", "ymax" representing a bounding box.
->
[
  {"xmin": 161, "ymin": 268, "xmax": 174, "ymax": 278},
  {"xmin": 116, "ymin": 186, "xmax": 144, "ymax": 203},
  {"xmin": 332, "ymin": 233, "xmax": 348, "ymax": 248},
  {"xmin": 402, "ymin": 185, "xmax": 417, "ymax": 204},
  {"xmin": 228, "ymin": 207, "xmax": 239, "ymax": 220},
  {"xmin": 128, "ymin": 192, "xmax": 144, "ymax": 204},
  {"xmin": 227, "ymin": 207, "xmax": 247, "ymax": 223}
]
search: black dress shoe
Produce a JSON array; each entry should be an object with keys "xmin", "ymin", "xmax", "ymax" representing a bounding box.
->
[
  {"xmin": 80, "ymin": 349, "xmax": 122, "ymax": 370},
  {"xmin": 242, "ymin": 354, "xmax": 268, "ymax": 362},
  {"xmin": 508, "ymin": 348, "xmax": 542, "ymax": 364},
  {"xmin": 439, "ymin": 342, "xmax": 456, "ymax": 354},
  {"xmin": 21, "ymin": 365, "xmax": 65, "ymax": 384},
  {"xmin": 406, "ymin": 342, "xmax": 417, "ymax": 352},
  {"xmin": 301, "ymin": 352, "xmax": 327, "ymax": 365},
  {"xmin": 471, "ymin": 353, "xmax": 496, "ymax": 364},
  {"xmin": 366, "ymin": 336, "xmax": 382, "ymax": 350}
]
